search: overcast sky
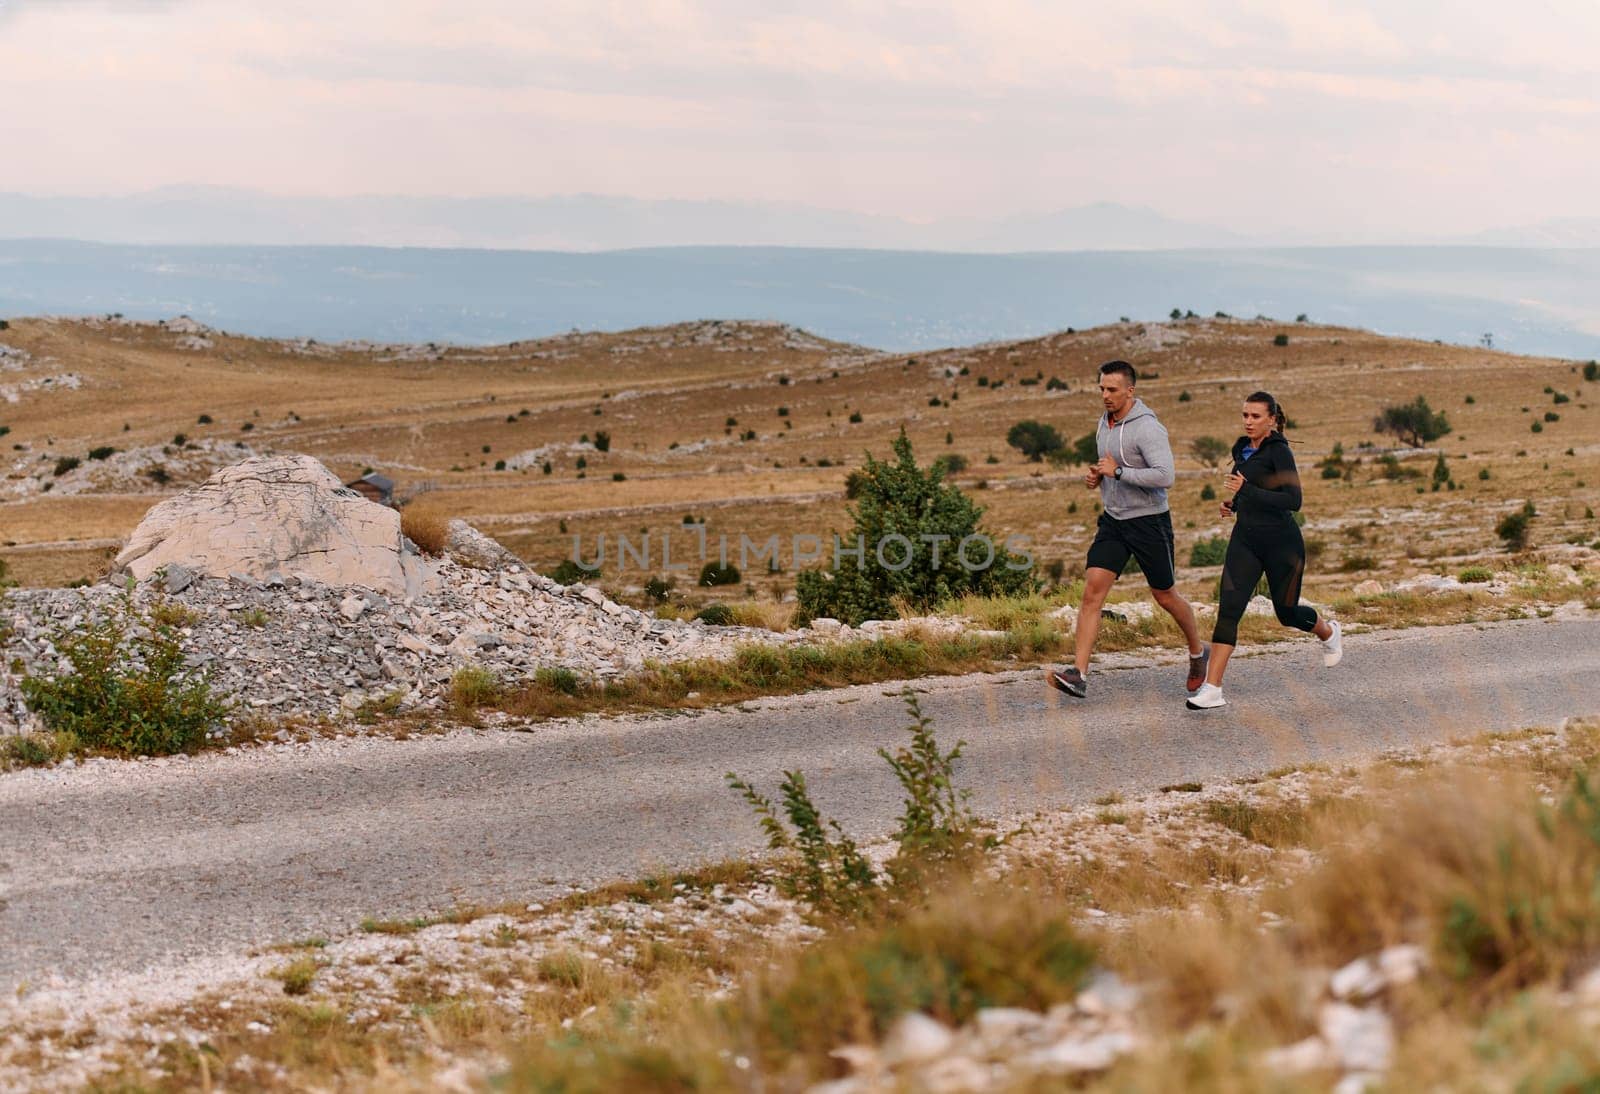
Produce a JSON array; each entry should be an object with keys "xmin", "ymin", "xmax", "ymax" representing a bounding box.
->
[{"xmin": 2, "ymin": 0, "xmax": 1596, "ymax": 238}]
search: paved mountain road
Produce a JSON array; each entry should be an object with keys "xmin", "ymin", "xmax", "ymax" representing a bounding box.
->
[{"xmin": 3, "ymin": 615, "xmax": 1596, "ymax": 990}]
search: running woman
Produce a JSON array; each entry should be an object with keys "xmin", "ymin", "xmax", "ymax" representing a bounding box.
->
[
  {"xmin": 1186, "ymin": 391, "xmax": 1342, "ymax": 710},
  {"xmin": 1049, "ymin": 360, "xmax": 1209, "ymax": 699}
]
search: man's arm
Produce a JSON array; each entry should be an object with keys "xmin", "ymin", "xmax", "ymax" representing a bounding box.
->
[{"xmin": 1114, "ymin": 423, "xmax": 1175, "ymax": 489}]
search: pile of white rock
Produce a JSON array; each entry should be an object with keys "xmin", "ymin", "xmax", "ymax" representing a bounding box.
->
[
  {"xmin": 0, "ymin": 556, "xmax": 783, "ymax": 734},
  {"xmin": 0, "ymin": 453, "xmax": 793, "ymax": 735}
]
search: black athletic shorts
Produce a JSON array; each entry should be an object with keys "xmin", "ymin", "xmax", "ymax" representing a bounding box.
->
[{"xmin": 1085, "ymin": 510, "xmax": 1177, "ymax": 591}]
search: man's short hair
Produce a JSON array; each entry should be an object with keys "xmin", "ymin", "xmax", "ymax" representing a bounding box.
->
[{"xmin": 1099, "ymin": 360, "xmax": 1137, "ymax": 385}]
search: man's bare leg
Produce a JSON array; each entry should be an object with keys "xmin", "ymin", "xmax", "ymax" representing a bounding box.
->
[
  {"xmin": 1150, "ymin": 586, "xmax": 1204, "ymax": 656},
  {"xmin": 1073, "ymin": 567, "xmax": 1118, "ymax": 675}
]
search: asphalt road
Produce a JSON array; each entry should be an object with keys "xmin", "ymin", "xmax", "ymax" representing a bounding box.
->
[{"xmin": 3, "ymin": 615, "xmax": 1596, "ymax": 990}]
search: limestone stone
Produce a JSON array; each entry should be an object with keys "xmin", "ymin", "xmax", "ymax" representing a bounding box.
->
[{"xmin": 114, "ymin": 455, "xmax": 436, "ymax": 598}]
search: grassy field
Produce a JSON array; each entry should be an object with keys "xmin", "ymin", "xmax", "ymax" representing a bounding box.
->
[{"xmin": 2, "ymin": 312, "xmax": 1597, "ymax": 614}]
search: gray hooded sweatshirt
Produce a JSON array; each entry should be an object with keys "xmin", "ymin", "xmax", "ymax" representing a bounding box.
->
[{"xmin": 1096, "ymin": 398, "xmax": 1174, "ymax": 519}]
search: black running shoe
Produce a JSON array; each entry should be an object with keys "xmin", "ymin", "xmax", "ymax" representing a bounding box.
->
[{"xmin": 1049, "ymin": 666, "xmax": 1087, "ymax": 698}]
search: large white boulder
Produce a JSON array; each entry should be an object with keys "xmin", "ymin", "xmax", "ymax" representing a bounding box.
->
[{"xmin": 113, "ymin": 454, "xmax": 436, "ymax": 597}]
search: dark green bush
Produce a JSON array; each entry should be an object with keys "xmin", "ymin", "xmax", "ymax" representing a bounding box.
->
[
  {"xmin": 53, "ymin": 456, "xmax": 81, "ymax": 477},
  {"xmin": 1584, "ymin": 361, "xmax": 1598, "ymax": 382},
  {"xmin": 1005, "ymin": 420, "xmax": 1064, "ymax": 462},
  {"xmin": 21, "ymin": 586, "xmax": 229, "ymax": 756},
  {"xmin": 87, "ymin": 446, "xmax": 116, "ymax": 461},
  {"xmin": 932, "ymin": 453, "xmax": 968, "ymax": 476},
  {"xmin": 1189, "ymin": 535, "xmax": 1229, "ymax": 566},
  {"xmin": 1273, "ymin": 333, "xmax": 1290, "ymax": 347},
  {"xmin": 643, "ymin": 576, "xmax": 674, "ymax": 603},
  {"xmin": 698, "ymin": 562, "xmax": 742, "ymax": 587},
  {"xmin": 593, "ymin": 430, "xmax": 611, "ymax": 452},
  {"xmin": 1373, "ymin": 396, "xmax": 1451, "ymax": 447},
  {"xmin": 795, "ymin": 433, "xmax": 1034, "ymax": 625},
  {"xmin": 549, "ymin": 559, "xmax": 598, "ymax": 585},
  {"xmin": 695, "ymin": 603, "xmax": 735, "ymax": 626},
  {"xmin": 1496, "ymin": 510, "xmax": 1531, "ymax": 550},
  {"xmin": 1200, "ymin": 483, "xmax": 1217, "ymax": 501}
]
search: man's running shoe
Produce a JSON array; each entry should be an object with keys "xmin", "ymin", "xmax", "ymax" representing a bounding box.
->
[
  {"xmin": 1186, "ymin": 643, "xmax": 1210, "ymax": 693},
  {"xmin": 1321, "ymin": 619, "xmax": 1343, "ymax": 668},
  {"xmin": 1186, "ymin": 682, "xmax": 1226, "ymax": 710},
  {"xmin": 1049, "ymin": 666, "xmax": 1087, "ymax": 698}
]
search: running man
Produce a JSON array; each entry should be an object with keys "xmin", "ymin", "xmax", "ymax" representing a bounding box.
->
[
  {"xmin": 1049, "ymin": 360, "xmax": 1209, "ymax": 699},
  {"xmin": 1186, "ymin": 390, "xmax": 1342, "ymax": 710}
]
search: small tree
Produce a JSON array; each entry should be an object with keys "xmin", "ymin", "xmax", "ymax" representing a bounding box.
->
[
  {"xmin": 1005, "ymin": 420, "xmax": 1064, "ymax": 462},
  {"xmin": 592, "ymin": 430, "xmax": 611, "ymax": 453},
  {"xmin": 1190, "ymin": 435, "xmax": 1230, "ymax": 469},
  {"xmin": 1431, "ymin": 454, "xmax": 1451, "ymax": 489},
  {"xmin": 796, "ymin": 433, "xmax": 1035, "ymax": 625},
  {"xmin": 1374, "ymin": 396, "xmax": 1452, "ymax": 448}
]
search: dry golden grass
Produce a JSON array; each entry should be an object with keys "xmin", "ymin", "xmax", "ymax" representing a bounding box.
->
[
  {"xmin": 3, "ymin": 314, "xmax": 1595, "ymax": 603},
  {"xmin": 399, "ymin": 506, "xmax": 450, "ymax": 556}
]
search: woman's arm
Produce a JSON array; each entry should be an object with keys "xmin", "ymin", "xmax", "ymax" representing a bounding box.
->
[{"xmin": 1235, "ymin": 447, "xmax": 1302, "ymax": 511}]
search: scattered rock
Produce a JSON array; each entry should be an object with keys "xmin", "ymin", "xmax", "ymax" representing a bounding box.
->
[
  {"xmin": 1352, "ymin": 579, "xmax": 1384, "ymax": 597},
  {"xmin": 881, "ymin": 1012, "xmax": 954, "ymax": 1065},
  {"xmin": 1318, "ymin": 1003, "xmax": 1393, "ymax": 1072}
]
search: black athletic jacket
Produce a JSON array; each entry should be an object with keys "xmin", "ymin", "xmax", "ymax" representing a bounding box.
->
[{"xmin": 1226, "ymin": 432, "xmax": 1301, "ymax": 525}]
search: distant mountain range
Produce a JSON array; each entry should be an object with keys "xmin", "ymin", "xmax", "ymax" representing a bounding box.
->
[
  {"xmin": 4, "ymin": 187, "xmax": 1594, "ymax": 252},
  {"xmin": 3, "ymin": 239, "xmax": 1598, "ymax": 359}
]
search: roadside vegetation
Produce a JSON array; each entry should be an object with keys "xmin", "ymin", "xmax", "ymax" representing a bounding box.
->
[{"xmin": 31, "ymin": 713, "xmax": 1600, "ymax": 1092}]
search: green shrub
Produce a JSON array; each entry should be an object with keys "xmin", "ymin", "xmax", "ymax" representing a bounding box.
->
[
  {"xmin": 1045, "ymin": 377, "xmax": 1068, "ymax": 392},
  {"xmin": 20, "ymin": 586, "xmax": 230, "ymax": 756},
  {"xmin": 87, "ymin": 446, "xmax": 116, "ymax": 461},
  {"xmin": 1189, "ymin": 435, "xmax": 1229, "ymax": 469},
  {"xmin": 448, "ymin": 665, "xmax": 501, "ymax": 708},
  {"xmin": 1496, "ymin": 510, "xmax": 1531, "ymax": 550},
  {"xmin": 52, "ymin": 456, "xmax": 81, "ymax": 477},
  {"xmin": 643, "ymin": 576, "xmax": 674, "ymax": 603},
  {"xmin": 1178, "ymin": 390, "xmax": 1191, "ymax": 402},
  {"xmin": 727, "ymin": 689, "xmax": 989, "ymax": 916},
  {"xmin": 1340, "ymin": 554, "xmax": 1378, "ymax": 572},
  {"xmin": 1458, "ymin": 566, "xmax": 1494, "ymax": 583},
  {"xmin": 1544, "ymin": 411, "xmax": 1560, "ymax": 423},
  {"xmin": 1531, "ymin": 420, "xmax": 1544, "ymax": 433},
  {"xmin": 534, "ymin": 666, "xmax": 582, "ymax": 696},
  {"xmin": 1060, "ymin": 432, "xmax": 1098, "ymax": 466},
  {"xmin": 1479, "ymin": 467, "xmax": 1491, "ymax": 481},
  {"xmin": 1200, "ymin": 483, "xmax": 1216, "ymax": 501},
  {"xmin": 1321, "ymin": 463, "xmax": 1343, "ymax": 480},
  {"xmin": 848, "ymin": 411, "xmax": 863, "ymax": 424},
  {"xmin": 795, "ymin": 433, "xmax": 1034, "ymax": 626},
  {"xmin": 197, "ymin": 413, "xmax": 213, "ymax": 424},
  {"xmin": 698, "ymin": 561, "xmax": 741, "ymax": 587},
  {"xmin": 593, "ymin": 430, "xmax": 611, "ymax": 452},
  {"xmin": 1584, "ymin": 361, "xmax": 1598, "ymax": 382},
  {"xmin": 695, "ymin": 603, "xmax": 735, "ymax": 626},
  {"xmin": 1374, "ymin": 396, "xmax": 1451, "ymax": 447},
  {"xmin": 932, "ymin": 453, "xmax": 968, "ymax": 476},
  {"xmin": 1273, "ymin": 333, "xmax": 1290, "ymax": 347},
  {"xmin": 548, "ymin": 559, "xmax": 598, "ymax": 585},
  {"xmin": 1432, "ymin": 453, "xmax": 1451, "ymax": 487},
  {"xmin": 1189, "ymin": 535, "xmax": 1229, "ymax": 566},
  {"xmin": 1005, "ymin": 420, "xmax": 1064, "ymax": 462}
]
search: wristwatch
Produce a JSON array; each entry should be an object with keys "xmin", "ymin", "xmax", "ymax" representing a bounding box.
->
[{"xmin": 1113, "ymin": 466, "xmax": 1123, "ymax": 480}]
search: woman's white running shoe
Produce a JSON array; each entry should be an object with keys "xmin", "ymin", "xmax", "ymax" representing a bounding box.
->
[
  {"xmin": 1321, "ymin": 620, "xmax": 1343, "ymax": 667},
  {"xmin": 1186, "ymin": 682, "xmax": 1226, "ymax": 710}
]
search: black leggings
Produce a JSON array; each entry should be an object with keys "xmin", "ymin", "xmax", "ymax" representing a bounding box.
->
[{"xmin": 1212, "ymin": 522, "xmax": 1318, "ymax": 646}]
